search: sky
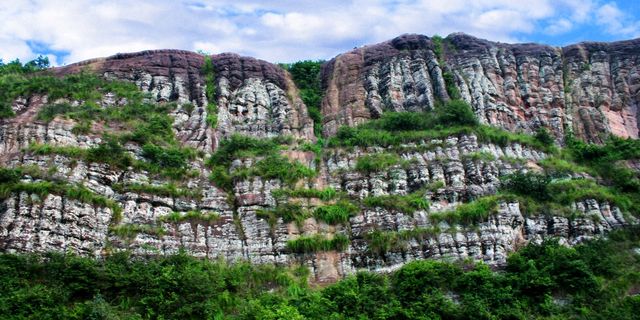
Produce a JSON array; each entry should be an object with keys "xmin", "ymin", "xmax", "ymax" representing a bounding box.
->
[{"xmin": 1, "ymin": 0, "xmax": 639, "ymax": 66}]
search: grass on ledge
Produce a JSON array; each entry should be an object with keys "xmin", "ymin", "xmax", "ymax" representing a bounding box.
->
[
  {"xmin": 159, "ymin": 211, "xmax": 221, "ymax": 224},
  {"xmin": 0, "ymin": 168, "xmax": 123, "ymax": 223},
  {"xmin": 313, "ymin": 200, "xmax": 359, "ymax": 225},
  {"xmin": 364, "ymin": 227, "xmax": 442, "ymax": 257},
  {"xmin": 109, "ymin": 224, "xmax": 166, "ymax": 240},
  {"xmin": 327, "ymin": 100, "xmax": 556, "ymax": 154},
  {"xmin": 286, "ymin": 234, "xmax": 349, "ymax": 253},
  {"xmin": 363, "ymin": 190, "xmax": 430, "ymax": 215},
  {"xmin": 112, "ymin": 183, "xmax": 201, "ymax": 200}
]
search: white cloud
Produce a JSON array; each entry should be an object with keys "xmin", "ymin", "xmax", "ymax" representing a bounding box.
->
[
  {"xmin": 596, "ymin": 2, "xmax": 640, "ymax": 37},
  {"xmin": 0, "ymin": 0, "xmax": 633, "ymax": 65},
  {"xmin": 545, "ymin": 19, "xmax": 573, "ymax": 35}
]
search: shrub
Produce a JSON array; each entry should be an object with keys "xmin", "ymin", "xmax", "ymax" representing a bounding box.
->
[
  {"xmin": 534, "ymin": 127, "xmax": 555, "ymax": 146},
  {"xmin": 431, "ymin": 196, "xmax": 498, "ymax": 225},
  {"xmin": 500, "ymin": 171, "xmax": 551, "ymax": 201},
  {"xmin": 257, "ymin": 203, "xmax": 306, "ymax": 223},
  {"xmin": 273, "ymin": 187, "xmax": 339, "ymax": 201},
  {"xmin": 207, "ymin": 134, "xmax": 282, "ymax": 167},
  {"xmin": 142, "ymin": 144, "xmax": 194, "ymax": 169},
  {"xmin": 363, "ymin": 191, "xmax": 429, "ymax": 214},
  {"xmin": 87, "ymin": 138, "xmax": 133, "ymax": 169},
  {"xmin": 364, "ymin": 230, "xmax": 403, "ymax": 256},
  {"xmin": 313, "ymin": 201, "xmax": 359, "ymax": 224},
  {"xmin": 355, "ymin": 153, "xmax": 402, "ymax": 173},
  {"xmin": 435, "ymin": 99, "xmax": 476, "ymax": 126},
  {"xmin": 252, "ymin": 154, "xmax": 316, "ymax": 185}
]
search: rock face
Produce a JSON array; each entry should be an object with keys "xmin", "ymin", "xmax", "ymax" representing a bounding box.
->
[
  {"xmin": 1, "ymin": 34, "xmax": 640, "ymax": 283},
  {"xmin": 322, "ymin": 33, "xmax": 640, "ymax": 143},
  {"xmin": 53, "ymin": 50, "xmax": 315, "ymax": 152},
  {"xmin": 0, "ymin": 134, "xmax": 634, "ymax": 283}
]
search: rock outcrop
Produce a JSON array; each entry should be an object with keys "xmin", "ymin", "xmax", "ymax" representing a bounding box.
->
[
  {"xmin": 322, "ymin": 33, "xmax": 640, "ymax": 143},
  {"xmin": 1, "ymin": 34, "xmax": 640, "ymax": 283}
]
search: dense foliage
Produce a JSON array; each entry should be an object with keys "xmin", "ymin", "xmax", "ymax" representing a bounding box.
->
[
  {"xmin": 0, "ymin": 56, "xmax": 51, "ymax": 118},
  {"xmin": 0, "ymin": 228, "xmax": 638, "ymax": 319}
]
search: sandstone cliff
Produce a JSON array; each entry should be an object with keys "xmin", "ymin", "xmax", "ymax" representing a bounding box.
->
[
  {"xmin": 322, "ymin": 33, "xmax": 640, "ymax": 143},
  {"xmin": 1, "ymin": 35, "xmax": 639, "ymax": 283}
]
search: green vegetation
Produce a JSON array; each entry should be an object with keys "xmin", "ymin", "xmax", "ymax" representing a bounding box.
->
[
  {"xmin": 461, "ymin": 150, "xmax": 496, "ymax": 162},
  {"xmin": 431, "ymin": 35, "xmax": 460, "ymax": 99},
  {"xmin": 258, "ymin": 200, "xmax": 359, "ymax": 226},
  {"xmin": 365, "ymin": 227, "xmax": 441, "ymax": 256},
  {"xmin": 3, "ymin": 228, "xmax": 637, "ymax": 318},
  {"xmin": 257, "ymin": 203, "xmax": 306, "ymax": 225},
  {"xmin": 2, "ymin": 57, "xmax": 200, "ymax": 181},
  {"xmin": 141, "ymin": 143, "xmax": 196, "ymax": 169},
  {"xmin": 207, "ymin": 134, "xmax": 289, "ymax": 166},
  {"xmin": 430, "ymin": 196, "xmax": 499, "ymax": 225},
  {"xmin": 534, "ymin": 127, "xmax": 555, "ymax": 146},
  {"xmin": 28, "ymin": 141, "xmax": 197, "ymax": 181},
  {"xmin": 229, "ymin": 154, "xmax": 316, "ymax": 187},
  {"xmin": 328, "ymin": 99, "xmax": 555, "ymax": 153},
  {"xmin": 500, "ymin": 171, "xmax": 640, "ymax": 217},
  {"xmin": 286, "ymin": 234, "xmax": 349, "ymax": 253},
  {"xmin": 202, "ymin": 56, "xmax": 219, "ymax": 128},
  {"xmin": 207, "ymin": 135, "xmax": 314, "ymax": 191},
  {"xmin": 566, "ymin": 134, "xmax": 640, "ymax": 193},
  {"xmin": 313, "ymin": 200, "xmax": 359, "ymax": 225},
  {"xmin": 281, "ymin": 60, "xmax": 324, "ymax": 136},
  {"xmin": 159, "ymin": 211, "xmax": 221, "ymax": 224},
  {"xmin": 111, "ymin": 182, "xmax": 201, "ymax": 199},
  {"xmin": 0, "ymin": 167, "xmax": 122, "ymax": 223},
  {"xmin": 0, "ymin": 56, "xmax": 51, "ymax": 118},
  {"xmin": 363, "ymin": 190, "xmax": 430, "ymax": 214},
  {"xmin": 355, "ymin": 153, "xmax": 402, "ymax": 173},
  {"xmin": 109, "ymin": 224, "xmax": 166, "ymax": 239}
]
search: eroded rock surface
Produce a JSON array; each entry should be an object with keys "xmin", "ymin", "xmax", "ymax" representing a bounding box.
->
[
  {"xmin": 322, "ymin": 33, "xmax": 640, "ymax": 143},
  {"xmin": 2, "ymin": 35, "xmax": 640, "ymax": 283}
]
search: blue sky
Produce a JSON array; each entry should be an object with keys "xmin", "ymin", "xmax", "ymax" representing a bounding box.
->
[{"xmin": 1, "ymin": 0, "xmax": 639, "ymax": 66}]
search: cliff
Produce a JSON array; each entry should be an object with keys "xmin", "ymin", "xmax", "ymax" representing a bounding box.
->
[
  {"xmin": 322, "ymin": 33, "xmax": 640, "ymax": 143},
  {"xmin": 1, "ymin": 34, "xmax": 639, "ymax": 283}
]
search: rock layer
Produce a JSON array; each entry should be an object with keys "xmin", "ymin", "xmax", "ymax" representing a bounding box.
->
[{"xmin": 322, "ymin": 33, "xmax": 640, "ymax": 143}]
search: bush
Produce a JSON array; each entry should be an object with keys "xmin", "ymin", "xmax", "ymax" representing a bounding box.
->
[
  {"xmin": 355, "ymin": 153, "xmax": 402, "ymax": 173},
  {"xmin": 252, "ymin": 154, "xmax": 316, "ymax": 185},
  {"xmin": 431, "ymin": 196, "xmax": 498, "ymax": 225},
  {"xmin": 313, "ymin": 201, "xmax": 359, "ymax": 224},
  {"xmin": 257, "ymin": 203, "xmax": 306, "ymax": 223},
  {"xmin": 435, "ymin": 99, "xmax": 476, "ymax": 126},
  {"xmin": 207, "ymin": 134, "xmax": 282, "ymax": 167},
  {"xmin": 87, "ymin": 138, "xmax": 133, "ymax": 169},
  {"xmin": 142, "ymin": 144, "xmax": 194, "ymax": 169},
  {"xmin": 501, "ymin": 171, "xmax": 551, "ymax": 201},
  {"xmin": 534, "ymin": 127, "xmax": 555, "ymax": 146}
]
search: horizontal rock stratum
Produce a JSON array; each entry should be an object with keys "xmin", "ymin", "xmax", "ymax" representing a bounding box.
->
[{"xmin": 0, "ymin": 33, "xmax": 639, "ymax": 283}]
